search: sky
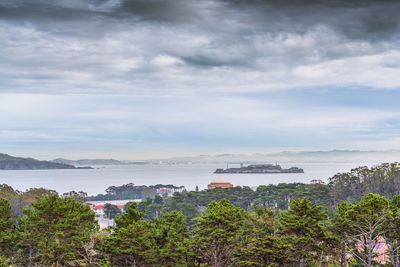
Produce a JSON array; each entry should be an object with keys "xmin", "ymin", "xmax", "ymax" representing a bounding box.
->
[{"xmin": 1, "ymin": 0, "xmax": 400, "ymax": 160}]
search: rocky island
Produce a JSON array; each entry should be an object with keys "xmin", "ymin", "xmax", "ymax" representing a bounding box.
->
[{"xmin": 214, "ymin": 164, "xmax": 304, "ymax": 174}]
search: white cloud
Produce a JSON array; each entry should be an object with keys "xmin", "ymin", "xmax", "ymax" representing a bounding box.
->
[{"xmin": 152, "ymin": 55, "xmax": 184, "ymax": 67}]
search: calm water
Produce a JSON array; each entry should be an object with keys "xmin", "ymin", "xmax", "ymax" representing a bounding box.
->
[{"xmin": 0, "ymin": 163, "xmax": 376, "ymax": 195}]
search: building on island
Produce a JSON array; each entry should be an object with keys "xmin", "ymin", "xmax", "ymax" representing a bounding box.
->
[{"xmin": 207, "ymin": 179, "xmax": 233, "ymax": 190}]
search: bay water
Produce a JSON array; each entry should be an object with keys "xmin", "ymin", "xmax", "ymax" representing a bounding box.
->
[{"xmin": 0, "ymin": 162, "xmax": 376, "ymax": 195}]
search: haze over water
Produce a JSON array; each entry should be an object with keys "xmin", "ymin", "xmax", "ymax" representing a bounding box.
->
[{"xmin": 0, "ymin": 162, "xmax": 376, "ymax": 196}]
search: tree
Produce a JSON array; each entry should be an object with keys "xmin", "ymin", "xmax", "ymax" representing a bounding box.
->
[
  {"xmin": 277, "ymin": 198, "xmax": 329, "ymax": 267},
  {"xmin": 107, "ymin": 221, "xmax": 157, "ymax": 267},
  {"xmin": 192, "ymin": 199, "xmax": 247, "ymax": 267},
  {"xmin": 138, "ymin": 196, "xmax": 164, "ymax": 220},
  {"xmin": 104, "ymin": 203, "xmax": 157, "ymax": 266},
  {"xmin": 0, "ymin": 198, "xmax": 15, "ymax": 260},
  {"xmin": 339, "ymin": 193, "xmax": 391, "ymax": 267},
  {"xmin": 234, "ymin": 206, "xmax": 277, "ymax": 266},
  {"xmin": 104, "ymin": 203, "xmax": 122, "ymax": 219},
  {"xmin": 79, "ymin": 230, "xmax": 110, "ymax": 267},
  {"xmin": 115, "ymin": 202, "xmax": 144, "ymax": 228},
  {"xmin": 384, "ymin": 195, "xmax": 400, "ymax": 267},
  {"xmin": 17, "ymin": 194, "xmax": 98, "ymax": 266},
  {"xmin": 0, "ymin": 184, "xmax": 20, "ymax": 215},
  {"xmin": 329, "ymin": 163, "xmax": 400, "ymax": 205},
  {"xmin": 62, "ymin": 190, "xmax": 87, "ymax": 202},
  {"xmin": 154, "ymin": 211, "xmax": 190, "ymax": 266},
  {"xmin": 331, "ymin": 201, "xmax": 352, "ymax": 267},
  {"xmin": 164, "ymin": 198, "xmax": 198, "ymax": 223}
]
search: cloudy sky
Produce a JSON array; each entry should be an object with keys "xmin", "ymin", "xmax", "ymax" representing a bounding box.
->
[{"xmin": 1, "ymin": 0, "xmax": 400, "ymax": 159}]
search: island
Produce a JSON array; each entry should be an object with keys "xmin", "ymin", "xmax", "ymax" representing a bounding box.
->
[
  {"xmin": 214, "ymin": 164, "xmax": 304, "ymax": 174},
  {"xmin": 0, "ymin": 153, "xmax": 93, "ymax": 170}
]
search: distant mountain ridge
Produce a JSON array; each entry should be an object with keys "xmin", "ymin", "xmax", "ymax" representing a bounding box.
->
[
  {"xmin": 51, "ymin": 158, "xmax": 149, "ymax": 166},
  {"xmin": 148, "ymin": 150, "xmax": 400, "ymax": 164},
  {"xmin": 0, "ymin": 153, "xmax": 77, "ymax": 170},
  {"xmin": 52, "ymin": 158, "xmax": 124, "ymax": 166}
]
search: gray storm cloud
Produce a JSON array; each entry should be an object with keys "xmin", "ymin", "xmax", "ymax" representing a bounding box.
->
[
  {"xmin": 1, "ymin": 0, "xmax": 399, "ymax": 38},
  {"xmin": 0, "ymin": 0, "xmax": 400, "ymax": 94}
]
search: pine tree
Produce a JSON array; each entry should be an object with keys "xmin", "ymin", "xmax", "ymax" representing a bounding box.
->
[
  {"xmin": 154, "ymin": 211, "xmax": 190, "ymax": 266},
  {"xmin": 192, "ymin": 199, "xmax": 247, "ymax": 267},
  {"xmin": 277, "ymin": 198, "xmax": 329, "ymax": 267},
  {"xmin": 106, "ymin": 220, "xmax": 157, "ymax": 267},
  {"xmin": 343, "ymin": 193, "xmax": 391, "ymax": 267},
  {"xmin": 331, "ymin": 201, "xmax": 352, "ymax": 267},
  {"xmin": 234, "ymin": 206, "xmax": 277, "ymax": 266},
  {"xmin": 115, "ymin": 202, "xmax": 144, "ymax": 227},
  {"xmin": 105, "ymin": 203, "xmax": 157, "ymax": 266},
  {"xmin": 385, "ymin": 195, "xmax": 400, "ymax": 267},
  {"xmin": 0, "ymin": 198, "xmax": 15, "ymax": 260},
  {"xmin": 17, "ymin": 194, "xmax": 98, "ymax": 266}
]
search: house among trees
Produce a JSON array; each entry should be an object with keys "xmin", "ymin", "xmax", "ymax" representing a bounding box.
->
[{"xmin": 207, "ymin": 178, "xmax": 233, "ymax": 189}]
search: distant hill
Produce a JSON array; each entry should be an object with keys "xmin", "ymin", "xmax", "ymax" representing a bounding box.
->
[
  {"xmin": 0, "ymin": 153, "xmax": 77, "ymax": 170},
  {"xmin": 52, "ymin": 158, "xmax": 149, "ymax": 166},
  {"xmin": 52, "ymin": 158, "xmax": 124, "ymax": 166}
]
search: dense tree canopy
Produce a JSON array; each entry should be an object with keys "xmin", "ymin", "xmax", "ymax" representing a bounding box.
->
[
  {"xmin": 17, "ymin": 194, "xmax": 98, "ymax": 266},
  {"xmin": 192, "ymin": 199, "xmax": 248, "ymax": 266},
  {"xmin": 330, "ymin": 162, "xmax": 400, "ymax": 205},
  {"xmin": 87, "ymin": 183, "xmax": 186, "ymax": 201}
]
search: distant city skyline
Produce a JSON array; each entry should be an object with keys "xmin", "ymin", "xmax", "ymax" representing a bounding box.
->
[{"xmin": 1, "ymin": 0, "xmax": 400, "ymax": 159}]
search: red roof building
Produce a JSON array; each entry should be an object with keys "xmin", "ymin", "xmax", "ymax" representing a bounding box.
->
[{"xmin": 208, "ymin": 179, "xmax": 233, "ymax": 190}]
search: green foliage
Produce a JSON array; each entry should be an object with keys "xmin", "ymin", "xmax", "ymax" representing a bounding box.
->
[
  {"xmin": 385, "ymin": 195, "xmax": 400, "ymax": 266},
  {"xmin": 277, "ymin": 198, "xmax": 329, "ymax": 267},
  {"xmin": 115, "ymin": 202, "xmax": 144, "ymax": 227},
  {"xmin": 0, "ymin": 257, "xmax": 7, "ymax": 267},
  {"xmin": 163, "ymin": 198, "xmax": 198, "ymax": 223},
  {"xmin": 0, "ymin": 184, "xmax": 56, "ymax": 216},
  {"xmin": 105, "ymin": 206, "xmax": 191, "ymax": 267},
  {"xmin": 88, "ymin": 183, "xmax": 185, "ymax": 201},
  {"xmin": 138, "ymin": 197, "xmax": 163, "ymax": 220},
  {"xmin": 193, "ymin": 199, "xmax": 248, "ymax": 266},
  {"xmin": 0, "ymin": 199, "xmax": 15, "ymax": 258},
  {"xmin": 17, "ymin": 194, "xmax": 98, "ymax": 266},
  {"xmin": 61, "ymin": 190, "xmax": 88, "ymax": 202},
  {"xmin": 329, "ymin": 162, "xmax": 400, "ymax": 204},
  {"xmin": 233, "ymin": 206, "xmax": 277, "ymax": 266},
  {"xmin": 154, "ymin": 211, "xmax": 190, "ymax": 266},
  {"xmin": 338, "ymin": 193, "xmax": 391, "ymax": 267},
  {"xmin": 103, "ymin": 203, "xmax": 122, "ymax": 219},
  {"xmin": 105, "ymin": 220, "xmax": 157, "ymax": 267},
  {"xmin": 162, "ymin": 182, "xmax": 333, "ymax": 222},
  {"xmin": 331, "ymin": 201, "xmax": 352, "ymax": 266},
  {"xmin": 255, "ymin": 182, "xmax": 332, "ymax": 210}
]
